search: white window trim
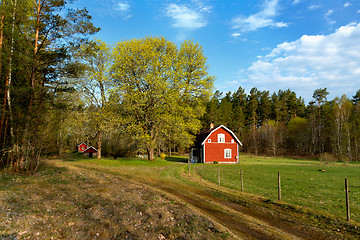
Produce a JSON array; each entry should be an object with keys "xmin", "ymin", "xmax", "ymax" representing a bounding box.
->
[
  {"xmin": 218, "ymin": 133, "xmax": 225, "ymax": 143},
  {"xmin": 224, "ymin": 148, "xmax": 231, "ymax": 158},
  {"xmin": 208, "ymin": 139, "xmax": 211, "ymax": 143},
  {"xmin": 231, "ymin": 139, "xmax": 234, "ymax": 143}
]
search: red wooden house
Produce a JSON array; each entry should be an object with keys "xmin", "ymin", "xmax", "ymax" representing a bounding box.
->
[
  {"xmin": 82, "ymin": 146, "xmax": 98, "ymax": 158},
  {"xmin": 78, "ymin": 142, "xmax": 98, "ymax": 157},
  {"xmin": 78, "ymin": 142, "xmax": 88, "ymax": 152},
  {"xmin": 190, "ymin": 124, "xmax": 242, "ymax": 163}
]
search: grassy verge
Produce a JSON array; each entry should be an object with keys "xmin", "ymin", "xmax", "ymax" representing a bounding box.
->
[{"xmin": 193, "ymin": 153, "xmax": 360, "ymax": 222}]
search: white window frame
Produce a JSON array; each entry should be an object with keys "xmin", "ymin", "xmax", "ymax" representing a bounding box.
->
[
  {"xmin": 208, "ymin": 139, "xmax": 211, "ymax": 143},
  {"xmin": 224, "ymin": 149, "xmax": 231, "ymax": 158},
  {"xmin": 218, "ymin": 133, "xmax": 225, "ymax": 143}
]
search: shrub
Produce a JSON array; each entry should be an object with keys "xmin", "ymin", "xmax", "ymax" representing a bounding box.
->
[
  {"xmin": 160, "ymin": 153, "xmax": 166, "ymax": 160},
  {"xmin": 319, "ymin": 152, "xmax": 337, "ymax": 164}
]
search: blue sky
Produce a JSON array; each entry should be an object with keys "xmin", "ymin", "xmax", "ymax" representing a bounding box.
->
[{"xmin": 72, "ymin": 0, "xmax": 360, "ymax": 103}]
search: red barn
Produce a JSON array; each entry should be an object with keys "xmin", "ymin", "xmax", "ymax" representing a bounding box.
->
[
  {"xmin": 78, "ymin": 142, "xmax": 88, "ymax": 152},
  {"xmin": 82, "ymin": 146, "xmax": 98, "ymax": 158},
  {"xmin": 190, "ymin": 124, "xmax": 242, "ymax": 163}
]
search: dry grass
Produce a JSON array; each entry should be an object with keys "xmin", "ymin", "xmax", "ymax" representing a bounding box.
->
[{"xmin": 0, "ymin": 160, "xmax": 229, "ymax": 240}]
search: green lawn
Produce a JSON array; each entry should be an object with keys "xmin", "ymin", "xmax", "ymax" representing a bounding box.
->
[{"xmin": 192, "ymin": 154, "xmax": 360, "ymax": 222}]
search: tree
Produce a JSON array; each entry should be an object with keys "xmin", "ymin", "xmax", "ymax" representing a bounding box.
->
[
  {"xmin": 111, "ymin": 37, "xmax": 213, "ymax": 161},
  {"xmin": 0, "ymin": 0, "xmax": 99, "ymax": 170},
  {"xmin": 73, "ymin": 39, "xmax": 112, "ymax": 159},
  {"xmin": 287, "ymin": 117, "xmax": 310, "ymax": 155},
  {"xmin": 246, "ymin": 87, "xmax": 260, "ymax": 154},
  {"xmin": 231, "ymin": 87, "xmax": 246, "ymax": 137},
  {"xmin": 332, "ymin": 95, "xmax": 353, "ymax": 161},
  {"xmin": 309, "ymin": 88, "xmax": 330, "ymax": 155}
]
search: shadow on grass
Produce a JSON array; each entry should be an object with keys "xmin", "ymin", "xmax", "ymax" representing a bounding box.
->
[
  {"xmin": 58, "ymin": 152, "xmax": 91, "ymax": 162},
  {"xmin": 165, "ymin": 156, "xmax": 188, "ymax": 163}
]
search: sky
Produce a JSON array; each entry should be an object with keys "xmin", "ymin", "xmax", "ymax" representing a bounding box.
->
[{"xmin": 71, "ymin": 0, "xmax": 360, "ymax": 103}]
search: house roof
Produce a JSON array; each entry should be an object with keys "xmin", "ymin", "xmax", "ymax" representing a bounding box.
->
[
  {"xmin": 82, "ymin": 146, "xmax": 98, "ymax": 153},
  {"xmin": 193, "ymin": 125, "xmax": 242, "ymax": 147},
  {"xmin": 77, "ymin": 142, "xmax": 88, "ymax": 148}
]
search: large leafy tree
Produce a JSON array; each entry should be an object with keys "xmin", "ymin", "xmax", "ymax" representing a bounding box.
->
[{"xmin": 111, "ymin": 37, "xmax": 213, "ymax": 160}]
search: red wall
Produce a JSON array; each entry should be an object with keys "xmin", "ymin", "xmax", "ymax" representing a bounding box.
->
[{"xmin": 203, "ymin": 128, "xmax": 238, "ymax": 163}]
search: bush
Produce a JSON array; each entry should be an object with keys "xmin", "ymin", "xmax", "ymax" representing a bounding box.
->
[
  {"xmin": 160, "ymin": 153, "xmax": 166, "ymax": 160},
  {"xmin": 319, "ymin": 152, "xmax": 337, "ymax": 164}
]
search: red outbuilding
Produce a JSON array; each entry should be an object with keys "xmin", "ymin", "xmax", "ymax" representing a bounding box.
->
[
  {"xmin": 78, "ymin": 142, "xmax": 88, "ymax": 152},
  {"xmin": 82, "ymin": 146, "xmax": 98, "ymax": 158},
  {"xmin": 190, "ymin": 124, "xmax": 242, "ymax": 163}
]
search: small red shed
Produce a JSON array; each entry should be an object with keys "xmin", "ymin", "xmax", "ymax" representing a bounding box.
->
[
  {"xmin": 190, "ymin": 124, "xmax": 242, "ymax": 163},
  {"xmin": 78, "ymin": 142, "xmax": 88, "ymax": 152},
  {"xmin": 82, "ymin": 146, "xmax": 98, "ymax": 158}
]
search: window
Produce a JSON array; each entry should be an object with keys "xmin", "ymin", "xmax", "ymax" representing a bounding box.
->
[
  {"xmin": 224, "ymin": 149, "xmax": 231, "ymax": 158},
  {"xmin": 218, "ymin": 134, "xmax": 225, "ymax": 143},
  {"xmin": 208, "ymin": 139, "xmax": 211, "ymax": 143},
  {"xmin": 231, "ymin": 139, "xmax": 234, "ymax": 143}
]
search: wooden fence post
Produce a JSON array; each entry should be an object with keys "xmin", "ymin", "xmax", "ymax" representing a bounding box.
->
[
  {"xmin": 217, "ymin": 165, "xmax": 220, "ymax": 186},
  {"xmin": 278, "ymin": 172, "xmax": 281, "ymax": 201},
  {"xmin": 188, "ymin": 158, "xmax": 190, "ymax": 174},
  {"xmin": 345, "ymin": 178, "xmax": 350, "ymax": 221},
  {"xmin": 240, "ymin": 169, "xmax": 244, "ymax": 192}
]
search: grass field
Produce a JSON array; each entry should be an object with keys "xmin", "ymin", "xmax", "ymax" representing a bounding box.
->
[{"xmin": 192, "ymin": 154, "xmax": 360, "ymax": 222}]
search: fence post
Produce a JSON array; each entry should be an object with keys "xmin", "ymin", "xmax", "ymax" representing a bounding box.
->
[
  {"xmin": 217, "ymin": 165, "xmax": 220, "ymax": 186},
  {"xmin": 202, "ymin": 164, "xmax": 205, "ymax": 177},
  {"xmin": 188, "ymin": 158, "xmax": 190, "ymax": 174},
  {"xmin": 345, "ymin": 178, "xmax": 350, "ymax": 221},
  {"xmin": 240, "ymin": 169, "xmax": 244, "ymax": 192},
  {"xmin": 278, "ymin": 172, "xmax": 281, "ymax": 201}
]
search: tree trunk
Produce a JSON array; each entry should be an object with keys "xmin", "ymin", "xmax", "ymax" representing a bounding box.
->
[
  {"xmin": 347, "ymin": 127, "xmax": 351, "ymax": 162},
  {"xmin": 146, "ymin": 144, "xmax": 155, "ymax": 161},
  {"xmin": 6, "ymin": 0, "xmax": 17, "ymax": 146},
  {"xmin": 22, "ymin": 0, "xmax": 40, "ymax": 146},
  {"xmin": 0, "ymin": 12, "xmax": 5, "ymax": 140},
  {"xmin": 97, "ymin": 130, "xmax": 101, "ymax": 159}
]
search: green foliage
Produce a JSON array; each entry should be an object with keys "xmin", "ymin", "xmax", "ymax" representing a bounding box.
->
[
  {"xmin": 0, "ymin": 0, "xmax": 99, "ymax": 170},
  {"xmin": 160, "ymin": 154, "xmax": 166, "ymax": 160},
  {"xmin": 111, "ymin": 37, "xmax": 213, "ymax": 160}
]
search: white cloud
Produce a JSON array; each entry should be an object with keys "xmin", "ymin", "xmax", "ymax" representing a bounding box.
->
[
  {"xmin": 242, "ymin": 23, "xmax": 360, "ymax": 101},
  {"xmin": 165, "ymin": 4, "xmax": 208, "ymax": 31},
  {"xmin": 113, "ymin": 1, "xmax": 131, "ymax": 18},
  {"xmin": 231, "ymin": 33, "xmax": 241, "ymax": 38},
  {"xmin": 344, "ymin": 2, "xmax": 351, "ymax": 7},
  {"xmin": 116, "ymin": 3, "xmax": 130, "ymax": 12},
  {"xmin": 325, "ymin": 9, "xmax": 336, "ymax": 25},
  {"xmin": 309, "ymin": 4, "xmax": 321, "ymax": 10},
  {"xmin": 231, "ymin": 0, "xmax": 287, "ymax": 34},
  {"xmin": 292, "ymin": 0, "xmax": 301, "ymax": 5}
]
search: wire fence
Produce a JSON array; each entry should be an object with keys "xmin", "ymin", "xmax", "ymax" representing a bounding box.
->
[{"xmin": 189, "ymin": 163, "xmax": 359, "ymax": 222}]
